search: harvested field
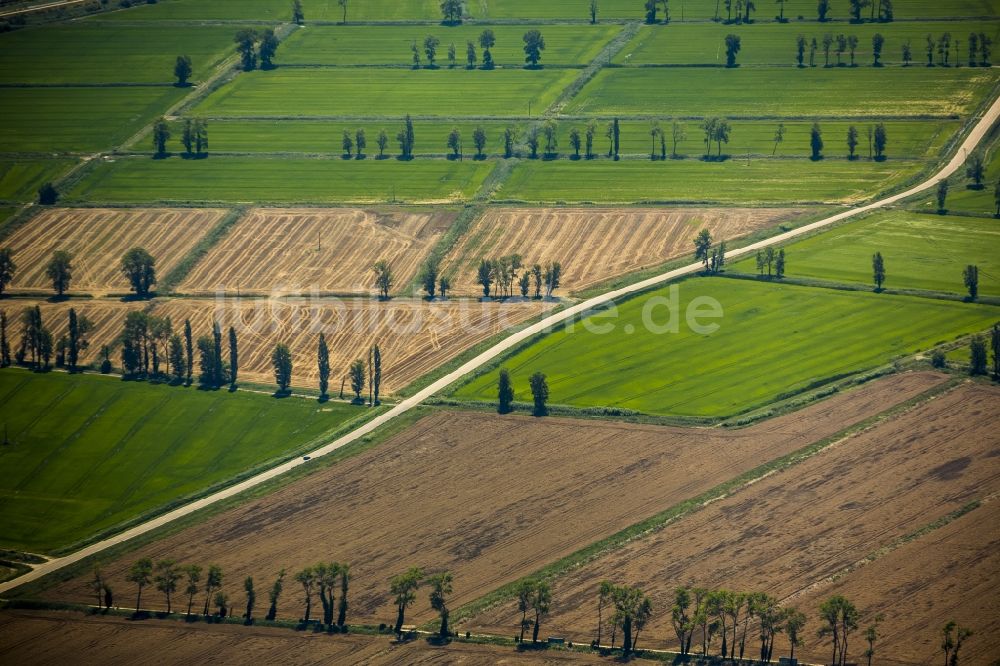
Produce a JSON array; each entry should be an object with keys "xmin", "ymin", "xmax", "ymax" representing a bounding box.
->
[
  {"xmin": 178, "ymin": 208, "xmax": 454, "ymax": 297},
  {"xmin": 790, "ymin": 495, "xmax": 1000, "ymax": 666},
  {"xmin": 40, "ymin": 372, "xmax": 946, "ymax": 627},
  {"xmin": 147, "ymin": 297, "xmax": 550, "ymax": 392},
  {"xmin": 465, "ymin": 382, "xmax": 1000, "ymax": 664},
  {"xmin": 0, "ymin": 299, "xmax": 142, "ymax": 368},
  {"xmin": 0, "ymin": 611, "xmax": 600, "ymax": 665},
  {"xmin": 441, "ymin": 207, "xmax": 806, "ymax": 296},
  {"xmin": 4, "ymin": 208, "xmax": 225, "ymax": 296}
]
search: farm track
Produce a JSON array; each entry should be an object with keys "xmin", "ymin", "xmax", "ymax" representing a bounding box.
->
[
  {"xmin": 463, "ymin": 382, "xmax": 1000, "ymax": 664},
  {"xmin": 35, "ymin": 372, "xmax": 946, "ymax": 623},
  {"xmin": 1, "ymin": 89, "xmax": 998, "ymax": 598}
]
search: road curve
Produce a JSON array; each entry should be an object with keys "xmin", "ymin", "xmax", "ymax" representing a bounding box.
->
[
  {"xmin": 0, "ymin": 0, "xmax": 89, "ymax": 18},
  {"xmin": 2, "ymin": 93, "xmax": 998, "ymax": 596}
]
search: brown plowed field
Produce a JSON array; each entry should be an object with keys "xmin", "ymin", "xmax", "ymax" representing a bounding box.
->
[
  {"xmin": 0, "ymin": 299, "xmax": 145, "ymax": 367},
  {"xmin": 42, "ymin": 372, "xmax": 945, "ymax": 628},
  {"xmin": 147, "ymin": 297, "xmax": 550, "ymax": 392},
  {"xmin": 466, "ymin": 383, "xmax": 1000, "ymax": 665},
  {"xmin": 4, "ymin": 208, "xmax": 225, "ymax": 296},
  {"xmin": 178, "ymin": 208, "xmax": 454, "ymax": 296},
  {"xmin": 0, "ymin": 611, "xmax": 600, "ymax": 665},
  {"xmin": 441, "ymin": 207, "xmax": 807, "ymax": 296}
]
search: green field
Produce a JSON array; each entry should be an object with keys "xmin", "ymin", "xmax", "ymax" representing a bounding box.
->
[
  {"xmin": 0, "ymin": 24, "xmax": 238, "ymax": 84},
  {"xmin": 567, "ymin": 67, "xmax": 995, "ymax": 117},
  {"xmin": 194, "ymin": 68, "xmax": 579, "ymax": 118},
  {"xmin": 454, "ymin": 278, "xmax": 1000, "ymax": 417},
  {"xmin": 1, "ymin": 87, "xmax": 188, "ymax": 153},
  {"xmin": 497, "ymin": 157, "xmax": 922, "ymax": 204},
  {"xmin": 0, "ymin": 159, "xmax": 76, "ymax": 202},
  {"xmin": 0, "ymin": 370, "xmax": 365, "ymax": 552},
  {"xmin": 934, "ymin": 133, "xmax": 1000, "ymax": 215},
  {"xmin": 280, "ymin": 24, "xmax": 622, "ymax": 66},
  {"xmin": 616, "ymin": 21, "xmax": 1000, "ymax": 65},
  {"xmin": 67, "ymin": 155, "xmax": 495, "ymax": 203},
  {"xmin": 136, "ymin": 118, "xmax": 956, "ymax": 160},
  {"xmin": 732, "ymin": 210, "xmax": 1000, "ymax": 295}
]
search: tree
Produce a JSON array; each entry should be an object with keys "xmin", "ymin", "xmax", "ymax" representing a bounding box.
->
[
  {"xmin": 863, "ymin": 615, "xmax": 883, "ymax": 666},
  {"xmin": 543, "ymin": 120, "xmax": 558, "ymax": 156},
  {"xmin": 795, "ymin": 35, "xmax": 807, "ymax": 66},
  {"xmin": 292, "ymin": 0, "xmax": 304, "ymax": 24},
  {"xmin": 182, "ymin": 565, "xmax": 201, "ymax": 616},
  {"xmin": 784, "ymin": 607, "xmax": 806, "ymax": 661},
  {"xmin": 338, "ymin": 0, "xmax": 348, "ymax": 23},
  {"xmin": 479, "ymin": 29, "xmax": 496, "ymax": 69},
  {"xmin": 428, "ymin": 572, "xmax": 453, "ymax": 638},
  {"xmin": 963, "ymin": 264, "xmax": 979, "ymax": 300},
  {"xmin": 822, "ymin": 33, "xmax": 833, "ymax": 65},
  {"xmin": 969, "ymin": 335, "xmax": 988, "ymax": 375},
  {"xmin": 590, "ymin": 0, "xmax": 598, "ymax": 23},
  {"xmin": 612, "ymin": 117, "xmax": 621, "ymax": 159},
  {"xmin": 527, "ymin": 126, "xmax": 540, "ymax": 159},
  {"xmin": 447, "ymin": 42, "xmax": 456, "ymax": 67},
  {"xmin": 503, "ymin": 126, "xmax": 517, "ymax": 158},
  {"xmin": 516, "ymin": 579, "xmax": 535, "ymax": 642},
  {"xmin": 615, "ymin": 585, "xmax": 652, "ymax": 658},
  {"xmin": 439, "ymin": 275, "xmax": 450, "ymax": 298},
  {"xmin": 936, "ymin": 178, "xmax": 949, "ymax": 212},
  {"xmin": 20, "ymin": 305, "xmax": 51, "ymax": 370},
  {"xmin": 120, "ymin": 247, "xmax": 156, "ymax": 297},
  {"xmin": 543, "ymin": 261, "xmax": 561, "ymax": 297},
  {"xmin": 227, "ymin": 326, "xmax": 238, "ymax": 387},
  {"xmin": 349, "ymin": 358, "xmax": 365, "ymax": 400},
  {"xmin": 669, "ymin": 119, "xmax": 686, "ymax": 158},
  {"xmin": 772, "ymin": 122, "xmax": 785, "ymax": 155},
  {"xmin": 523, "ymin": 30, "xmax": 545, "ymax": 66},
  {"xmin": 315, "ymin": 332, "xmax": 330, "ymax": 400},
  {"xmin": 200, "ymin": 564, "xmax": 223, "ymax": 615},
  {"xmin": 424, "ymin": 34, "xmax": 440, "ymax": 67},
  {"xmin": 167, "ymin": 334, "xmax": 184, "ymax": 382},
  {"xmin": 701, "ymin": 117, "xmax": 718, "ymax": 157},
  {"xmin": 835, "ymin": 33, "xmax": 847, "ymax": 65},
  {"xmin": 234, "ymin": 29, "xmax": 257, "ymax": 71},
  {"xmin": 271, "ymin": 343, "xmax": 292, "ymax": 392},
  {"xmin": 671, "ymin": 586, "xmax": 694, "ymax": 655},
  {"xmin": 182, "ymin": 118, "xmax": 195, "ymax": 155},
  {"xmin": 872, "ymin": 251, "xmax": 886, "ymax": 290},
  {"xmin": 847, "ymin": 125, "xmax": 859, "ymax": 159},
  {"xmin": 849, "ymin": 0, "xmax": 870, "ymax": 22},
  {"xmin": 465, "ymin": 40, "xmax": 477, "ymax": 68},
  {"xmin": 694, "ymin": 229, "xmax": 713, "ymax": 269},
  {"xmin": 37, "ymin": 181, "xmax": 58, "ymax": 205},
  {"xmin": 398, "ymin": 116, "xmax": 414, "ymax": 159},
  {"xmin": 530, "ymin": 581, "xmax": 551, "ymax": 643},
  {"xmin": 725, "ymin": 33, "xmax": 741, "ymax": 66},
  {"xmin": 46, "ymin": 250, "xmax": 72, "ymax": 297},
  {"xmin": 412, "ymin": 40, "xmax": 421, "ymax": 67},
  {"xmin": 195, "ymin": 119, "xmax": 208, "ymax": 155},
  {"xmin": 355, "ymin": 128, "xmax": 366, "ymax": 158},
  {"xmin": 174, "ymin": 55, "xmax": 192, "ymax": 85},
  {"xmin": 154, "ymin": 560, "xmax": 180, "ymax": 613},
  {"xmin": 991, "ymin": 322, "xmax": 1000, "ymax": 380},
  {"xmin": 979, "ymin": 32, "xmax": 993, "ymax": 65},
  {"xmin": 243, "ymin": 576, "xmax": 256, "ymax": 624},
  {"xmin": 152, "ymin": 118, "xmax": 170, "ymax": 157},
  {"xmin": 879, "ymin": 0, "xmax": 894, "ymax": 21},
  {"xmin": 197, "ymin": 335, "xmax": 215, "ymax": 387},
  {"xmin": 810, "ymin": 122, "xmax": 823, "ymax": 160},
  {"xmin": 941, "ymin": 621, "xmax": 973, "ymax": 666},
  {"xmin": 212, "ymin": 320, "xmax": 224, "ymax": 387},
  {"xmin": 0, "ymin": 248, "xmax": 15, "ymax": 297},
  {"xmin": 183, "ymin": 319, "xmax": 193, "ymax": 384},
  {"xmin": 569, "ymin": 127, "xmax": 582, "ymax": 158},
  {"xmin": 848, "ymin": 34, "xmax": 859, "ymax": 65},
  {"xmin": 372, "ymin": 259, "xmax": 393, "ymax": 299},
  {"xmin": 966, "ymin": 152, "xmax": 985, "ymax": 188},
  {"xmin": 214, "ymin": 591, "xmax": 229, "ymax": 618},
  {"xmin": 342, "ymin": 130, "xmax": 353, "ymax": 158},
  {"xmin": 498, "ymin": 367, "xmax": 514, "ymax": 414},
  {"xmin": 818, "ymin": 595, "xmax": 859, "ymax": 666},
  {"xmin": 127, "ymin": 558, "xmax": 153, "ymax": 613},
  {"xmin": 529, "ymin": 371, "xmax": 548, "ymax": 416},
  {"xmin": 390, "ymin": 567, "xmax": 423, "ymax": 636},
  {"xmin": 872, "ymin": 32, "xmax": 884, "ymax": 65},
  {"xmin": 447, "ymin": 127, "xmax": 462, "ymax": 158},
  {"xmin": 645, "ymin": 0, "xmax": 658, "ymax": 23},
  {"xmin": 294, "ymin": 567, "xmax": 315, "ymax": 622},
  {"xmin": 265, "ymin": 570, "xmax": 285, "ymax": 621},
  {"xmin": 594, "ymin": 581, "xmax": 613, "ymax": 647},
  {"xmin": 873, "ymin": 123, "xmax": 887, "ymax": 159},
  {"xmin": 337, "ymin": 563, "xmax": 350, "ymax": 626},
  {"xmin": 472, "ymin": 125, "xmax": 487, "ymax": 159},
  {"xmin": 776, "ymin": 248, "xmax": 786, "ymax": 278},
  {"xmin": 477, "ymin": 259, "xmax": 493, "ymax": 298},
  {"xmin": 817, "ymin": 0, "xmax": 830, "ymax": 21},
  {"xmin": 1, "ymin": 311, "xmax": 11, "ymax": 368},
  {"xmin": 440, "ymin": 0, "xmax": 462, "ymax": 23},
  {"xmin": 902, "ymin": 39, "xmax": 912, "ymax": 65},
  {"xmin": 66, "ymin": 308, "xmax": 92, "ymax": 372},
  {"xmin": 374, "ymin": 128, "xmax": 389, "ymax": 159}
]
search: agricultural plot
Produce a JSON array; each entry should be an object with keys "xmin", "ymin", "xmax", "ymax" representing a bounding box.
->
[
  {"xmin": 0, "ymin": 611, "xmax": 605, "ymax": 665},
  {"xmin": 1, "ymin": 299, "xmax": 141, "ymax": 369},
  {"xmin": 441, "ymin": 206, "xmax": 806, "ymax": 295},
  {"xmin": 615, "ymin": 21, "xmax": 1000, "ymax": 66},
  {"xmin": 497, "ymin": 158, "xmax": 922, "ymax": 204},
  {"xmin": 1, "ymin": 87, "xmax": 188, "ymax": 153},
  {"xmin": 38, "ymin": 372, "xmax": 945, "ymax": 622},
  {"xmin": 464, "ymin": 382, "xmax": 1000, "ymax": 663},
  {"xmin": 67, "ymin": 156, "xmax": 494, "ymax": 204},
  {"xmin": 0, "ymin": 370, "xmax": 363, "ymax": 552},
  {"xmin": 280, "ymin": 24, "xmax": 622, "ymax": 66},
  {"xmin": 454, "ymin": 278, "xmax": 1000, "ymax": 417},
  {"xmin": 566, "ymin": 67, "xmax": 995, "ymax": 117},
  {"xmin": 732, "ymin": 210, "xmax": 1000, "ymax": 295},
  {"xmin": 178, "ymin": 207, "xmax": 453, "ymax": 296},
  {"xmin": 4, "ymin": 207, "xmax": 226, "ymax": 295},
  {"xmin": 193, "ymin": 68, "xmax": 579, "ymax": 118},
  {"xmin": 0, "ymin": 159, "xmax": 76, "ymax": 203},
  {"xmin": 0, "ymin": 24, "xmax": 240, "ymax": 84},
  {"xmin": 938, "ymin": 132, "xmax": 1000, "ymax": 215},
  {"xmin": 147, "ymin": 297, "xmax": 552, "ymax": 392}
]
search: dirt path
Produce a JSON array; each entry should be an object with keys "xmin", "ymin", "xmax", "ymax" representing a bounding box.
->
[{"xmin": 2, "ymin": 92, "xmax": 998, "ymax": 598}]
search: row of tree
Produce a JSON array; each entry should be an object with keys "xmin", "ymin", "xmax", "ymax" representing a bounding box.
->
[
  {"xmin": 965, "ymin": 323, "xmax": 1000, "ymax": 379},
  {"xmin": 795, "ymin": 31, "xmax": 992, "ymax": 68},
  {"xmin": 410, "ymin": 29, "xmax": 546, "ymax": 68},
  {"xmin": 0, "ymin": 246, "xmax": 156, "ymax": 298},
  {"xmin": 476, "ymin": 257, "xmax": 562, "ymax": 300},
  {"xmin": 152, "ymin": 117, "xmax": 208, "ymax": 158},
  {"xmin": 808, "ymin": 122, "xmax": 886, "ymax": 160}
]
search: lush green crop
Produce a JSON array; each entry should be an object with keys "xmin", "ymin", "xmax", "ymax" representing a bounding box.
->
[
  {"xmin": 0, "ymin": 24, "xmax": 238, "ymax": 84},
  {"xmin": 195, "ymin": 68, "xmax": 579, "ymax": 118},
  {"xmin": 453, "ymin": 277, "xmax": 1000, "ymax": 417},
  {"xmin": 280, "ymin": 24, "xmax": 621, "ymax": 66},
  {"xmin": 67, "ymin": 155, "xmax": 495, "ymax": 203},
  {"xmin": 0, "ymin": 159, "xmax": 76, "ymax": 202},
  {"xmin": 566, "ymin": 67, "xmax": 995, "ymax": 117},
  {"xmin": 732, "ymin": 210, "xmax": 1000, "ymax": 295},
  {"xmin": 0, "ymin": 370, "xmax": 365, "ymax": 552}
]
